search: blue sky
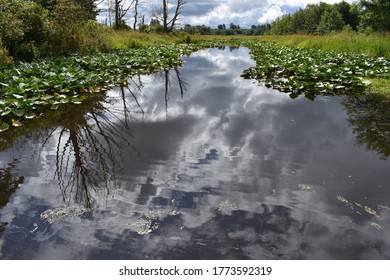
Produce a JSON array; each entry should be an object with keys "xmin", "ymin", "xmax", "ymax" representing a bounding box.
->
[{"xmin": 99, "ymin": 0, "xmax": 356, "ymax": 28}]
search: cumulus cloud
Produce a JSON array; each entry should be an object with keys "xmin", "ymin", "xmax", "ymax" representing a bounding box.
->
[
  {"xmin": 257, "ymin": 4, "xmax": 284, "ymax": 24},
  {"xmin": 99, "ymin": 0, "xmax": 356, "ymax": 28},
  {"xmin": 177, "ymin": 0, "xmax": 356, "ymax": 27}
]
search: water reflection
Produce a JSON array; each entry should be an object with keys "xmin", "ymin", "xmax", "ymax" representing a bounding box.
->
[
  {"xmin": 0, "ymin": 48, "xmax": 390, "ymax": 259},
  {"xmin": 343, "ymin": 94, "xmax": 390, "ymax": 159}
]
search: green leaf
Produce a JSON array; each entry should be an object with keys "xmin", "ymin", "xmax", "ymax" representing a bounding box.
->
[
  {"xmin": 0, "ymin": 123, "xmax": 10, "ymax": 132},
  {"xmin": 14, "ymin": 109, "xmax": 25, "ymax": 117},
  {"xmin": 1, "ymin": 109, "xmax": 12, "ymax": 116},
  {"xmin": 25, "ymin": 111, "xmax": 36, "ymax": 119},
  {"xmin": 13, "ymin": 94, "xmax": 24, "ymax": 99}
]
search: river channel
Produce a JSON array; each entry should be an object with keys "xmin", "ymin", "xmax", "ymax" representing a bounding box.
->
[{"xmin": 0, "ymin": 47, "xmax": 390, "ymax": 259}]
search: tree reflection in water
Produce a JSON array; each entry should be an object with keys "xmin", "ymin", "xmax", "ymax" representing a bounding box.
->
[
  {"xmin": 0, "ymin": 160, "xmax": 24, "ymax": 237},
  {"xmin": 37, "ymin": 68, "xmax": 186, "ymax": 208},
  {"xmin": 39, "ymin": 79, "xmax": 145, "ymax": 208},
  {"xmin": 343, "ymin": 94, "xmax": 390, "ymax": 160},
  {"xmin": 162, "ymin": 68, "xmax": 187, "ymax": 121}
]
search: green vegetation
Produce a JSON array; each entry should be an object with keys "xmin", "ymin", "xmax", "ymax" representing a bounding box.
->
[
  {"xmin": 259, "ymin": 33, "xmax": 390, "ymax": 58},
  {"xmin": 241, "ymin": 42, "xmax": 389, "ymax": 99},
  {"xmin": 255, "ymin": 33, "xmax": 390, "ymax": 97},
  {"xmin": 0, "ymin": 0, "xmax": 103, "ymax": 64},
  {"xmin": 0, "ymin": 0, "xmax": 389, "ymax": 132},
  {"xmin": 269, "ymin": 0, "xmax": 389, "ymax": 35},
  {"xmin": 0, "ymin": 42, "xmax": 224, "ymax": 132}
]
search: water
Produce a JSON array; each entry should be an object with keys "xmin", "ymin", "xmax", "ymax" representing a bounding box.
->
[{"xmin": 1, "ymin": 47, "xmax": 390, "ymax": 259}]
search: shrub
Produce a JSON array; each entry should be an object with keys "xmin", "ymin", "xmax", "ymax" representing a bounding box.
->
[{"xmin": 0, "ymin": 39, "xmax": 13, "ymax": 68}]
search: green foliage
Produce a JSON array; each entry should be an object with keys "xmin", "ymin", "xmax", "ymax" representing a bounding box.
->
[
  {"xmin": 0, "ymin": 0, "xmax": 49, "ymax": 61},
  {"xmin": 317, "ymin": 6, "xmax": 345, "ymax": 34},
  {"xmin": 337, "ymin": 1, "xmax": 359, "ymax": 31},
  {"xmin": 46, "ymin": 0, "xmax": 97, "ymax": 56},
  {"xmin": 261, "ymin": 33, "xmax": 390, "ymax": 58},
  {"xmin": 0, "ymin": 39, "xmax": 13, "ymax": 68},
  {"xmin": 0, "ymin": 42, "xmax": 223, "ymax": 131},
  {"xmin": 242, "ymin": 41, "xmax": 390, "ymax": 98},
  {"xmin": 0, "ymin": 0, "xmax": 104, "ymax": 62},
  {"xmin": 359, "ymin": 0, "xmax": 390, "ymax": 32},
  {"xmin": 0, "ymin": 0, "xmax": 25, "ymax": 45},
  {"xmin": 269, "ymin": 0, "xmax": 388, "ymax": 35}
]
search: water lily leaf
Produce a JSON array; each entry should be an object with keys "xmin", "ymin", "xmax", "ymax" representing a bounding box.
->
[
  {"xmin": 14, "ymin": 109, "xmax": 25, "ymax": 117},
  {"xmin": 1, "ymin": 109, "xmax": 12, "ymax": 116},
  {"xmin": 25, "ymin": 111, "xmax": 36, "ymax": 119},
  {"xmin": 13, "ymin": 94, "xmax": 24, "ymax": 99},
  {"xmin": 0, "ymin": 123, "xmax": 10, "ymax": 132}
]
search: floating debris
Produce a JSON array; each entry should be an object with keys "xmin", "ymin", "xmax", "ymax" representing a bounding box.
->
[
  {"xmin": 40, "ymin": 205, "xmax": 88, "ymax": 224},
  {"xmin": 130, "ymin": 218, "xmax": 159, "ymax": 235},
  {"xmin": 370, "ymin": 222, "xmax": 382, "ymax": 230},
  {"xmin": 336, "ymin": 196, "xmax": 382, "ymax": 220},
  {"xmin": 378, "ymin": 205, "xmax": 390, "ymax": 211},
  {"xmin": 336, "ymin": 196, "xmax": 349, "ymax": 204},
  {"xmin": 298, "ymin": 184, "xmax": 316, "ymax": 192},
  {"xmin": 364, "ymin": 206, "xmax": 382, "ymax": 220},
  {"xmin": 217, "ymin": 201, "xmax": 238, "ymax": 214},
  {"xmin": 129, "ymin": 209, "xmax": 181, "ymax": 235}
]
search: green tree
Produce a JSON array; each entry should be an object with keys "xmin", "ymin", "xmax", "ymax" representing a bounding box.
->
[
  {"xmin": 336, "ymin": 1, "xmax": 359, "ymax": 30},
  {"xmin": 303, "ymin": 3, "xmax": 330, "ymax": 34},
  {"xmin": 359, "ymin": 0, "xmax": 390, "ymax": 32},
  {"xmin": 48, "ymin": 0, "xmax": 100, "ymax": 55},
  {"xmin": 0, "ymin": 0, "xmax": 49, "ymax": 61},
  {"xmin": 317, "ymin": 6, "xmax": 345, "ymax": 34}
]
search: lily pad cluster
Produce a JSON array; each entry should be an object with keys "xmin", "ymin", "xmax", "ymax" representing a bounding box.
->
[
  {"xmin": 242, "ymin": 42, "xmax": 390, "ymax": 98},
  {"xmin": 0, "ymin": 42, "xmax": 223, "ymax": 132}
]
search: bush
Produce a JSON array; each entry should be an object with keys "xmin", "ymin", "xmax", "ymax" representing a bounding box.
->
[
  {"xmin": 46, "ymin": 0, "xmax": 101, "ymax": 56},
  {"xmin": 77, "ymin": 21, "xmax": 112, "ymax": 54},
  {"xmin": 0, "ymin": 0, "xmax": 49, "ymax": 61},
  {"xmin": 0, "ymin": 39, "xmax": 13, "ymax": 68}
]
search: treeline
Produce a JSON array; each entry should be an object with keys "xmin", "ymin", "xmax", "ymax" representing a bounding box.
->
[
  {"xmin": 269, "ymin": 0, "xmax": 390, "ymax": 35},
  {"xmin": 181, "ymin": 23, "xmax": 271, "ymax": 36},
  {"xmin": 0, "ymin": 0, "xmax": 110, "ymax": 65}
]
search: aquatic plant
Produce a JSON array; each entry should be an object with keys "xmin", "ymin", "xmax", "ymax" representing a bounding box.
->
[
  {"xmin": 242, "ymin": 42, "xmax": 390, "ymax": 99},
  {"xmin": 0, "ymin": 42, "xmax": 223, "ymax": 132}
]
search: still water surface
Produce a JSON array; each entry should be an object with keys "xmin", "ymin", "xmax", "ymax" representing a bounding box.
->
[{"xmin": 1, "ymin": 47, "xmax": 390, "ymax": 259}]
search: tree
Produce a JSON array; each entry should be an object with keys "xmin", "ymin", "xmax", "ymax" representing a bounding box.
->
[
  {"xmin": 114, "ymin": 0, "xmax": 134, "ymax": 28},
  {"xmin": 132, "ymin": 0, "xmax": 143, "ymax": 30},
  {"xmin": 336, "ymin": 1, "xmax": 359, "ymax": 30},
  {"xmin": 317, "ymin": 6, "xmax": 345, "ymax": 34},
  {"xmin": 153, "ymin": 0, "xmax": 187, "ymax": 32},
  {"xmin": 217, "ymin": 24, "xmax": 226, "ymax": 30},
  {"xmin": 359, "ymin": 0, "xmax": 390, "ymax": 32}
]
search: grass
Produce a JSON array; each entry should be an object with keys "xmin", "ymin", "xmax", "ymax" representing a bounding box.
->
[
  {"xmin": 1, "ymin": 30, "xmax": 389, "ymax": 133},
  {"xmin": 105, "ymin": 30, "xmax": 200, "ymax": 49},
  {"xmin": 366, "ymin": 78, "xmax": 390, "ymax": 98},
  {"xmin": 258, "ymin": 32, "xmax": 390, "ymax": 58}
]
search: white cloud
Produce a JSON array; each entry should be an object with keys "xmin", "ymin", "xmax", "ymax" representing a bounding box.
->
[
  {"xmin": 98, "ymin": 0, "xmax": 357, "ymax": 28},
  {"xmin": 258, "ymin": 4, "xmax": 284, "ymax": 24}
]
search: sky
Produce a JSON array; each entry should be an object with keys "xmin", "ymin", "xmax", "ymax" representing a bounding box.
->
[
  {"xmin": 101, "ymin": 0, "xmax": 356, "ymax": 29},
  {"xmin": 178, "ymin": 0, "xmax": 357, "ymax": 27}
]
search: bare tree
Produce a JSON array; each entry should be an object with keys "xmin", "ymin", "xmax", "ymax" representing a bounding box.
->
[
  {"xmin": 133, "ymin": 0, "xmax": 145, "ymax": 30},
  {"xmin": 104, "ymin": 0, "xmax": 144, "ymax": 29},
  {"xmin": 114, "ymin": 0, "xmax": 135, "ymax": 28},
  {"xmin": 153, "ymin": 0, "xmax": 187, "ymax": 32}
]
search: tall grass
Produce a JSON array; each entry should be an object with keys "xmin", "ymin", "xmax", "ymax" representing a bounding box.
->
[
  {"xmin": 260, "ymin": 32, "xmax": 390, "ymax": 58},
  {"xmin": 104, "ymin": 30, "xmax": 194, "ymax": 49}
]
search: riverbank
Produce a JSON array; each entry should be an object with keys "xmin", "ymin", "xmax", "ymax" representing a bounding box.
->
[{"xmin": 1, "ymin": 31, "xmax": 389, "ymax": 132}]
